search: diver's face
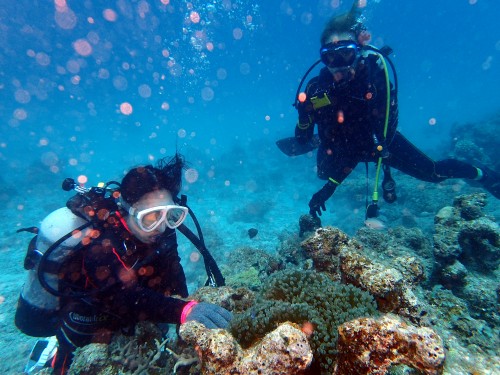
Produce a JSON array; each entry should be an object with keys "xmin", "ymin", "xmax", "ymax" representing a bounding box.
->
[
  {"xmin": 325, "ymin": 32, "xmax": 358, "ymax": 80},
  {"xmin": 126, "ymin": 189, "xmax": 174, "ymax": 244}
]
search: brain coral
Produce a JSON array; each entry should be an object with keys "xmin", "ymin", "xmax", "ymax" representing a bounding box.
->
[{"xmin": 229, "ymin": 269, "xmax": 377, "ymax": 374}]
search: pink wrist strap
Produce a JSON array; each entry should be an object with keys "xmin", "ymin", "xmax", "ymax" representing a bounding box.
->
[{"xmin": 180, "ymin": 300, "xmax": 198, "ymax": 324}]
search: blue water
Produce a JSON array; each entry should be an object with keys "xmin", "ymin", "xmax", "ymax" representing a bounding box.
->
[
  {"xmin": 2, "ymin": 0, "xmax": 499, "ymax": 173},
  {"xmin": 1, "ymin": 0, "xmax": 499, "ymax": 373}
]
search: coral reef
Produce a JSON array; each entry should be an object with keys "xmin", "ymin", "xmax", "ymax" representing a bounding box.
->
[
  {"xmin": 277, "ymin": 229, "xmax": 309, "ymax": 266},
  {"xmin": 434, "ymin": 192, "xmax": 499, "ymax": 274},
  {"xmin": 300, "ymin": 226, "xmax": 361, "ymax": 280},
  {"xmin": 340, "ymin": 250, "xmax": 403, "ymax": 306},
  {"xmin": 179, "ymin": 320, "xmax": 313, "ymax": 375},
  {"xmin": 69, "ymin": 322, "xmax": 169, "ymax": 374},
  {"xmin": 355, "ymin": 226, "xmax": 434, "ymax": 280},
  {"xmin": 335, "ymin": 314, "xmax": 445, "ymax": 375},
  {"xmin": 450, "ymin": 114, "xmax": 500, "ymax": 170},
  {"xmin": 433, "ymin": 193, "xmax": 499, "ymax": 324},
  {"xmin": 222, "ymin": 247, "xmax": 283, "ymax": 290},
  {"xmin": 189, "ymin": 285, "xmax": 255, "ymax": 314},
  {"xmin": 300, "ymin": 226, "xmax": 427, "ymax": 321},
  {"xmin": 458, "ymin": 217, "xmax": 500, "ymax": 272},
  {"xmin": 229, "ymin": 269, "xmax": 377, "ymax": 374},
  {"xmin": 452, "ymin": 139, "xmax": 489, "ymax": 165},
  {"xmin": 298, "ymin": 213, "xmax": 321, "ymax": 237},
  {"xmin": 426, "ymin": 285, "xmax": 499, "ymax": 355}
]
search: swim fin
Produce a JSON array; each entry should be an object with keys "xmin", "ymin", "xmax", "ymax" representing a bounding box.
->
[{"xmin": 276, "ymin": 135, "xmax": 320, "ymax": 156}]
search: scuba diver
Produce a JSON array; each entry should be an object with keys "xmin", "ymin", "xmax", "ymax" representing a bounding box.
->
[
  {"xmin": 15, "ymin": 153, "xmax": 231, "ymax": 374},
  {"xmin": 278, "ymin": 1, "xmax": 500, "ymax": 219}
]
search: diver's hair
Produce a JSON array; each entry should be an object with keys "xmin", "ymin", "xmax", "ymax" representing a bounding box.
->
[
  {"xmin": 120, "ymin": 153, "xmax": 186, "ymax": 205},
  {"xmin": 320, "ymin": 1, "xmax": 364, "ymax": 46}
]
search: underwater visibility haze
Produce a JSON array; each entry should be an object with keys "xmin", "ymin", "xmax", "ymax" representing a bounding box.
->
[{"xmin": 0, "ymin": 0, "xmax": 499, "ymax": 374}]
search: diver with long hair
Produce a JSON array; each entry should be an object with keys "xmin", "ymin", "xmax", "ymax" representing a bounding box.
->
[{"xmin": 15, "ymin": 154, "xmax": 230, "ymax": 374}]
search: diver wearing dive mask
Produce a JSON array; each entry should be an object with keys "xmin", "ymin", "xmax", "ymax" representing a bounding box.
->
[
  {"xmin": 285, "ymin": 1, "xmax": 500, "ymax": 221},
  {"xmin": 320, "ymin": 40, "xmax": 360, "ymax": 70}
]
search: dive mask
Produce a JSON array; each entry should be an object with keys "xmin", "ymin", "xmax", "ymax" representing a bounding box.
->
[
  {"xmin": 320, "ymin": 41, "xmax": 360, "ymax": 69},
  {"xmin": 121, "ymin": 199, "xmax": 189, "ymax": 232}
]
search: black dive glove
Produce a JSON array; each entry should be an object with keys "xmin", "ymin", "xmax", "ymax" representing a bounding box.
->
[
  {"xmin": 183, "ymin": 302, "xmax": 232, "ymax": 329},
  {"xmin": 309, "ymin": 180, "xmax": 337, "ymax": 217}
]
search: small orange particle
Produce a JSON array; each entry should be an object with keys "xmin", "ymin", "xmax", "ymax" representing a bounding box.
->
[
  {"xmin": 301, "ymin": 321, "xmax": 315, "ymax": 337},
  {"xmin": 189, "ymin": 11, "xmax": 200, "ymax": 24},
  {"xmin": 365, "ymin": 92, "xmax": 373, "ymax": 100},
  {"xmin": 298, "ymin": 92, "xmax": 307, "ymax": 103},
  {"xmin": 337, "ymin": 110, "xmax": 344, "ymax": 124}
]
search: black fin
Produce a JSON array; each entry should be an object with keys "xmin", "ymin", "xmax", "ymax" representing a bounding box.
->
[{"xmin": 276, "ymin": 135, "xmax": 320, "ymax": 157}]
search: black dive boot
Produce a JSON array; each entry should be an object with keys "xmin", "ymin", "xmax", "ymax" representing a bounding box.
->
[{"xmin": 479, "ymin": 166, "xmax": 500, "ymax": 199}]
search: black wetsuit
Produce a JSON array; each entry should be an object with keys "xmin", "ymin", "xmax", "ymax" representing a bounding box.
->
[
  {"xmin": 32, "ymin": 205, "xmax": 189, "ymax": 374},
  {"xmin": 295, "ymin": 52, "xmax": 479, "ymax": 192}
]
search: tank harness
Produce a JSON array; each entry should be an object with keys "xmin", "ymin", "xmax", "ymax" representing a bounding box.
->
[
  {"xmin": 293, "ymin": 44, "xmax": 399, "ymax": 218},
  {"xmin": 19, "ymin": 178, "xmax": 225, "ymax": 302}
]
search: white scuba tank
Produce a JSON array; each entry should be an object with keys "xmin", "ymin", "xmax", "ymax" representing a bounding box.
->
[{"xmin": 20, "ymin": 207, "xmax": 91, "ymax": 311}]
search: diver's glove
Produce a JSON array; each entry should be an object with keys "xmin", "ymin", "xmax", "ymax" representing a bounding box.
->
[
  {"xmin": 309, "ymin": 180, "xmax": 337, "ymax": 217},
  {"xmin": 181, "ymin": 301, "xmax": 232, "ymax": 329}
]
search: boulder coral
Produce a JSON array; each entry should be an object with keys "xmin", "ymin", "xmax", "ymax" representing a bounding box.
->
[
  {"xmin": 301, "ymin": 226, "xmax": 425, "ymax": 320},
  {"xmin": 179, "ymin": 320, "xmax": 313, "ymax": 375},
  {"xmin": 335, "ymin": 314, "xmax": 445, "ymax": 375}
]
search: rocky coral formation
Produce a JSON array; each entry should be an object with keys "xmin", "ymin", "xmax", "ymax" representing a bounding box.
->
[
  {"xmin": 335, "ymin": 314, "xmax": 445, "ymax": 375},
  {"xmin": 425, "ymin": 284, "xmax": 500, "ymax": 372},
  {"xmin": 340, "ymin": 250, "xmax": 403, "ymax": 304},
  {"xmin": 458, "ymin": 217, "xmax": 500, "ymax": 271},
  {"xmin": 229, "ymin": 269, "xmax": 377, "ymax": 374},
  {"xmin": 433, "ymin": 193, "xmax": 499, "ymax": 323},
  {"xmin": 68, "ymin": 322, "xmax": 169, "ymax": 374},
  {"xmin": 298, "ymin": 213, "xmax": 321, "ymax": 237},
  {"xmin": 222, "ymin": 247, "xmax": 283, "ymax": 290},
  {"xmin": 179, "ymin": 321, "xmax": 313, "ymax": 375},
  {"xmin": 301, "ymin": 226, "xmax": 426, "ymax": 321},
  {"xmin": 300, "ymin": 226, "xmax": 361, "ymax": 280},
  {"xmin": 355, "ymin": 226, "xmax": 434, "ymax": 279},
  {"xmin": 450, "ymin": 114, "xmax": 499, "ymax": 170},
  {"xmin": 434, "ymin": 193, "xmax": 499, "ymax": 274},
  {"xmin": 189, "ymin": 285, "xmax": 255, "ymax": 314}
]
